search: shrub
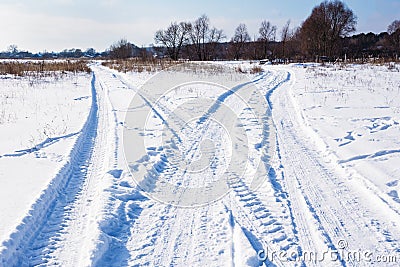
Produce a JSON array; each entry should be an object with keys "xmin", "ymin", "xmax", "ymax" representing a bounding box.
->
[
  {"xmin": 0, "ymin": 60, "xmax": 91, "ymax": 77},
  {"xmin": 101, "ymin": 58, "xmax": 179, "ymax": 73}
]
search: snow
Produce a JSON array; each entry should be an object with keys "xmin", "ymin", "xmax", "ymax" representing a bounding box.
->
[
  {"xmin": 285, "ymin": 63, "xmax": 400, "ymax": 209},
  {"xmin": 0, "ymin": 60, "xmax": 400, "ymax": 266},
  {"xmin": 263, "ymin": 63, "xmax": 400, "ymax": 266},
  {"xmin": 0, "ymin": 73, "xmax": 92, "ymax": 263}
]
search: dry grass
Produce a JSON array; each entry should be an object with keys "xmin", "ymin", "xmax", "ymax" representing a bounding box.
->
[
  {"xmin": 0, "ymin": 60, "xmax": 91, "ymax": 77},
  {"xmin": 236, "ymin": 65, "xmax": 247, "ymax": 73},
  {"xmin": 249, "ymin": 65, "xmax": 263, "ymax": 74},
  {"xmin": 235, "ymin": 64, "xmax": 263, "ymax": 74},
  {"xmin": 102, "ymin": 58, "xmax": 179, "ymax": 73}
]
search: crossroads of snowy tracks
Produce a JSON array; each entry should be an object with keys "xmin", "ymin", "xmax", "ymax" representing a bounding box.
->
[
  {"xmin": 1, "ymin": 62, "xmax": 304, "ymax": 267},
  {"xmin": 111, "ymin": 63, "xmax": 300, "ymax": 266}
]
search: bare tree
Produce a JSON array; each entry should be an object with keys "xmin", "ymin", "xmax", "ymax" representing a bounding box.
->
[
  {"xmin": 7, "ymin": 44, "xmax": 18, "ymax": 55},
  {"xmin": 387, "ymin": 20, "xmax": 400, "ymax": 57},
  {"xmin": 281, "ymin": 20, "xmax": 291, "ymax": 59},
  {"xmin": 230, "ymin": 23, "xmax": 251, "ymax": 60},
  {"xmin": 85, "ymin": 48, "xmax": 97, "ymax": 57},
  {"xmin": 207, "ymin": 27, "xmax": 225, "ymax": 60},
  {"xmin": 299, "ymin": 0, "xmax": 357, "ymax": 58},
  {"xmin": 288, "ymin": 27, "xmax": 302, "ymax": 59},
  {"xmin": 155, "ymin": 21, "xmax": 192, "ymax": 60},
  {"xmin": 190, "ymin": 15, "xmax": 209, "ymax": 60},
  {"xmin": 388, "ymin": 20, "xmax": 400, "ymax": 34},
  {"xmin": 258, "ymin": 20, "xmax": 276, "ymax": 58},
  {"xmin": 109, "ymin": 39, "xmax": 133, "ymax": 59},
  {"xmin": 190, "ymin": 15, "xmax": 225, "ymax": 60}
]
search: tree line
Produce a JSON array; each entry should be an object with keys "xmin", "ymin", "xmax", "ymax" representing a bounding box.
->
[{"xmin": 153, "ymin": 0, "xmax": 400, "ymax": 62}]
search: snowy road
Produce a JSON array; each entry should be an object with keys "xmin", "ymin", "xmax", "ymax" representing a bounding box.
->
[
  {"xmin": 97, "ymin": 64, "xmax": 297, "ymax": 266},
  {"xmin": 1, "ymin": 62, "xmax": 399, "ymax": 266},
  {"xmin": 265, "ymin": 68, "xmax": 400, "ymax": 266}
]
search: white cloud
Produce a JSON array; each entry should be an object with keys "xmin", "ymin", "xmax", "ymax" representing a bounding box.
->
[
  {"xmin": 0, "ymin": 3, "xmax": 165, "ymax": 52},
  {"xmin": 100, "ymin": 0, "xmax": 119, "ymax": 7},
  {"xmin": 54, "ymin": 0, "xmax": 74, "ymax": 5}
]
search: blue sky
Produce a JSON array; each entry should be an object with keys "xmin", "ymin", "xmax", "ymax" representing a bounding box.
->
[{"xmin": 0, "ymin": 0, "xmax": 399, "ymax": 52}]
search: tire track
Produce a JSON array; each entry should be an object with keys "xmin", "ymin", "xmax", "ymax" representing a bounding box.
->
[
  {"xmin": 0, "ymin": 72, "xmax": 109, "ymax": 267},
  {"xmin": 269, "ymin": 67, "xmax": 400, "ymax": 266},
  {"xmin": 92, "ymin": 65, "xmax": 302, "ymax": 266}
]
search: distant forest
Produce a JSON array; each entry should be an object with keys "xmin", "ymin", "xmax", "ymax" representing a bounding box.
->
[{"xmin": 2, "ymin": 0, "xmax": 399, "ymax": 63}]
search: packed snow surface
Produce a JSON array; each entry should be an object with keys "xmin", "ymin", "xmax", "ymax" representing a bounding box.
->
[{"xmin": 0, "ymin": 61, "xmax": 399, "ymax": 266}]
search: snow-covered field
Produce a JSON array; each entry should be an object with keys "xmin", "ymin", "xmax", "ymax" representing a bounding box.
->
[
  {"xmin": 0, "ymin": 73, "xmax": 92, "ymax": 264},
  {"xmin": 0, "ymin": 61, "xmax": 399, "ymax": 266},
  {"xmin": 290, "ymin": 64, "xmax": 400, "ymax": 205},
  {"xmin": 266, "ymin": 63, "xmax": 400, "ymax": 266}
]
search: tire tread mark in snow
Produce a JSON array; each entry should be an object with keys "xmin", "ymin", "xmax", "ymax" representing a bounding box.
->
[
  {"xmin": 91, "ymin": 67, "xmax": 297, "ymax": 267},
  {"xmin": 88, "ymin": 68, "xmax": 149, "ymax": 267},
  {"xmin": 271, "ymin": 68, "xmax": 400, "ymax": 266},
  {"xmin": 221, "ymin": 71, "xmax": 300, "ymax": 266},
  {"xmin": 26, "ymin": 73, "xmax": 100, "ymax": 266},
  {"xmin": 0, "ymin": 73, "xmax": 99, "ymax": 267}
]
